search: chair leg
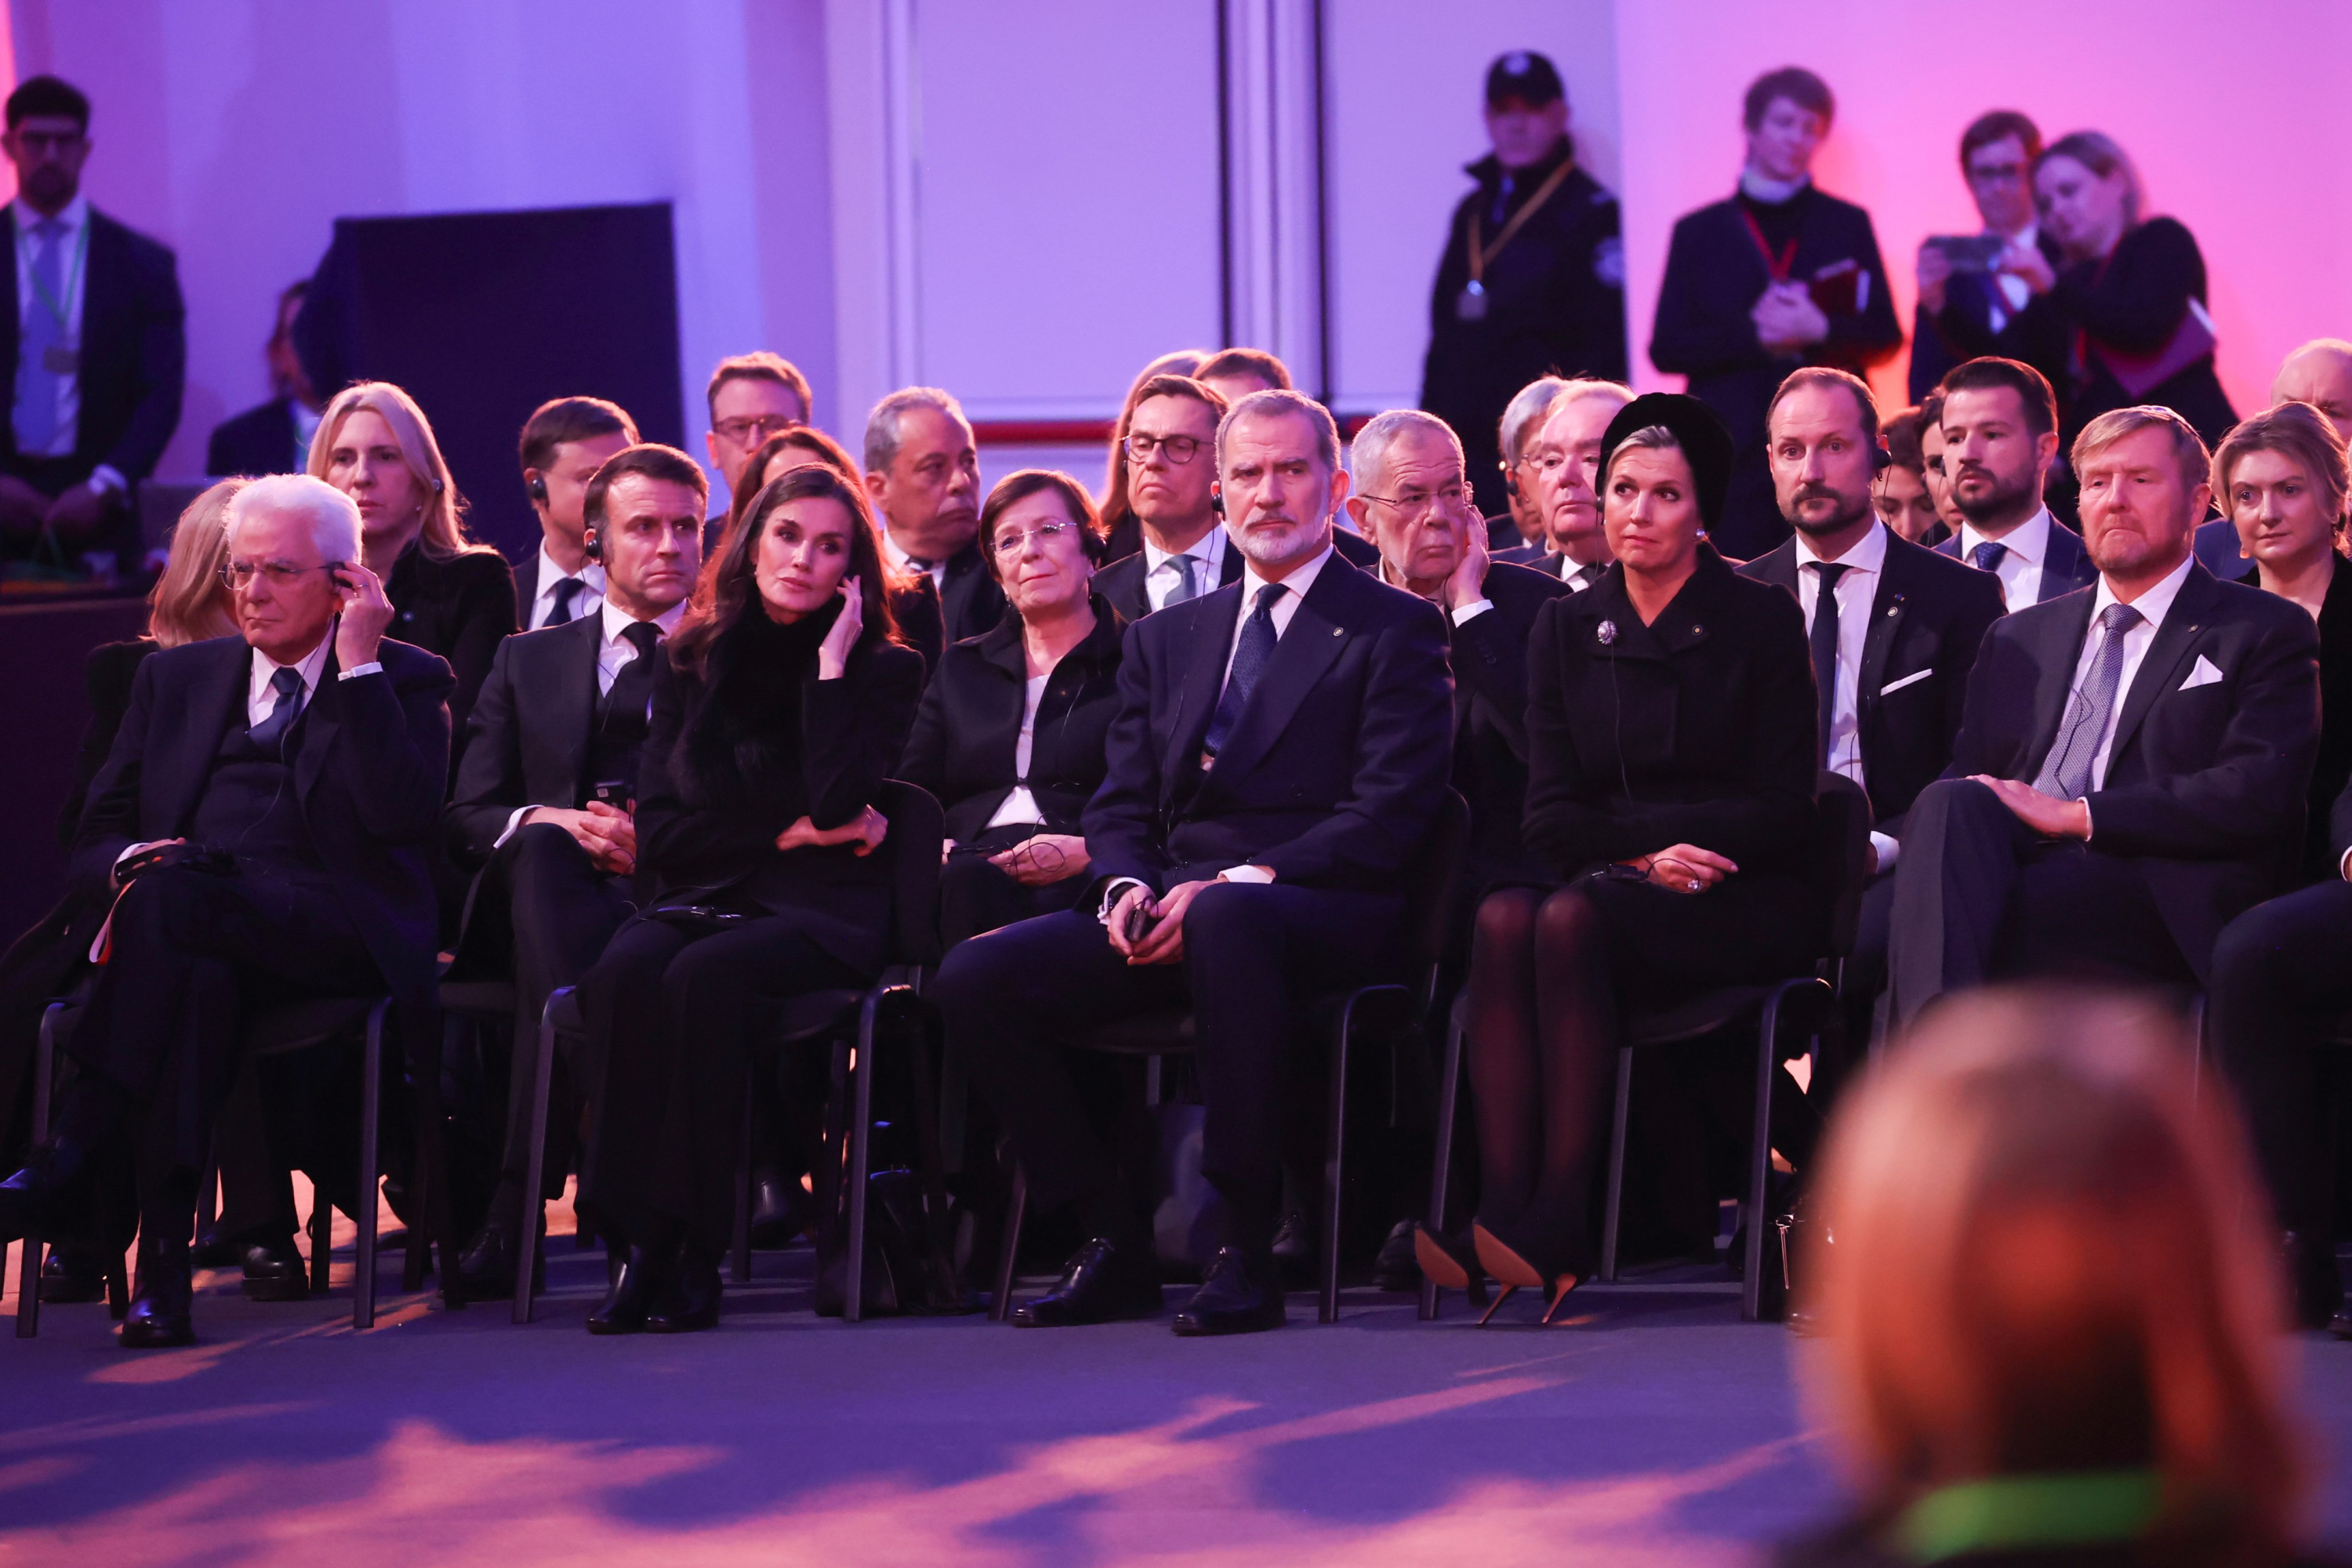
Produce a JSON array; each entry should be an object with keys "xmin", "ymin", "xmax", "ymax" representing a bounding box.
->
[
  {"xmin": 1599, "ymin": 1045, "xmax": 1634, "ymax": 1283},
  {"xmin": 14, "ymin": 1006, "xmax": 61, "ymax": 1338},
  {"xmin": 515, "ymin": 990, "xmax": 563, "ymax": 1325},
  {"xmin": 989, "ymin": 1165, "xmax": 1027, "ymax": 1323},
  {"xmin": 844, "ymin": 990, "xmax": 880, "ymax": 1323},
  {"xmin": 1743, "ymin": 991, "xmax": 1791, "ymax": 1323},
  {"xmin": 307, "ymin": 1192, "xmax": 332, "ymax": 1294},
  {"xmin": 1419, "ymin": 992, "xmax": 1467, "ymax": 1322},
  {"xmin": 354, "ymin": 1000, "xmax": 385, "ymax": 1331},
  {"xmin": 730, "ymin": 1077, "xmax": 753, "ymax": 1287},
  {"xmin": 1319, "ymin": 999, "xmax": 1354, "ymax": 1325}
]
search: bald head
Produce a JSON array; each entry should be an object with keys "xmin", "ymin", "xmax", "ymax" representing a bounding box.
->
[{"xmin": 2273, "ymin": 339, "xmax": 2352, "ymax": 444}]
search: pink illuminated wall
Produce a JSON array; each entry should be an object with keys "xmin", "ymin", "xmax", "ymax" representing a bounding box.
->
[{"xmin": 1613, "ymin": 0, "xmax": 2352, "ymax": 416}]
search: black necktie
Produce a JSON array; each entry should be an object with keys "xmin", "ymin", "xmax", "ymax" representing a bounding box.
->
[
  {"xmin": 1204, "ymin": 583, "xmax": 1287, "ymax": 757},
  {"xmin": 249, "ymin": 666, "xmax": 305, "ymax": 750},
  {"xmin": 546, "ymin": 575, "xmax": 585, "ymax": 627},
  {"xmin": 1809, "ymin": 561, "xmax": 1849, "ymax": 766},
  {"xmin": 599, "ymin": 621, "xmax": 663, "ymax": 756}
]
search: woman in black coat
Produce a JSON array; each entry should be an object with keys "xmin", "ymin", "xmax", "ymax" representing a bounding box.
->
[
  {"xmin": 576, "ymin": 465, "xmax": 924, "ymax": 1334},
  {"xmin": 898, "ymin": 470, "xmax": 1123, "ymax": 949},
  {"xmin": 1416, "ymin": 394, "xmax": 1824, "ymax": 1318}
]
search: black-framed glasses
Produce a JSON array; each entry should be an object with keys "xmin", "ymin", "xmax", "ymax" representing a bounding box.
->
[
  {"xmin": 220, "ymin": 558, "xmax": 340, "ymax": 591},
  {"xmin": 714, "ymin": 414, "xmax": 801, "ymax": 445},
  {"xmin": 989, "ymin": 521, "xmax": 1077, "ymax": 557},
  {"xmin": 1123, "ymin": 433, "xmax": 1204, "ymax": 466},
  {"xmin": 1357, "ymin": 485, "xmax": 1467, "ymax": 520},
  {"xmin": 1966, "ymin": 161, "xmax": 2029, "ymax": 186}
]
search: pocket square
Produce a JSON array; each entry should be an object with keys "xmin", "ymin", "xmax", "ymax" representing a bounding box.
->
[
  {"xmin": 2179, "ymin": 655, "xmax": 2223, "ymax": 691},
  {"xmin": 1878, "ymin": 668, "xmax": 1933, "ymax": 697}
]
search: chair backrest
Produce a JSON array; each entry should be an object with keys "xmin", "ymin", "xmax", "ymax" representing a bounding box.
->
[
  {"xmin": 873, "ymin": 779, "xmax": 946, "ymax": 969},
  {"xmin": 1398, "ymin": 790, "xmax": 1473, "ymax": 983},
  {"xmin": 1813, "ymin": 771, "xmax": 1874, "ymax": 960}
]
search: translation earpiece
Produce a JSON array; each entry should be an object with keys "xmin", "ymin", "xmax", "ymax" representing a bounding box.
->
[
  {"xmin": 1210, "ymin": 490, "xmax": 1225, "ymax": 516},
  {"xmin": 528, "ymin": 475, "xmax": 549, "ymax": 504}
]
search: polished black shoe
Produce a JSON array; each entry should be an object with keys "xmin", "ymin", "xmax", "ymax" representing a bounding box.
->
[
  {"xmin": 1172, "ymin": 1247, "xmax": 1286, "ymax": 1336},
  {"xmin": 191, "ymin": 1222, "xmax": 240, "ymax": 1269},
  {"xmin": 38, "ymin": 1244, "xmax": 107, "ymax": 1303},
  {"xmin": 586, "ymin": 1244, "xmax": 670, "ymax": 1335},
  {"xmin": 456, "ymin": 1213, "xmax": 546, "ymax": 1297},
  {"xmin": 1011, "ymin": 1237, "xmax": 1164, "ymax": 1327},
  {"xmin": 1270, "ymin": 1210, "xmax": 1312, "ymax": 1287},
  {"xmin": 645, "ymin": 1247, "xmax": 723, "ymax": 1334},
  {"xmin": 1373, "ymin": 1218, "xmax": 1423, "ymax": 1292},
  {"xmin": 240, "ymin": 1235, "xmax": 312, "ymax": 1302},
  {"xmin": 119, "ymin": 1233, "xmax": 195, "ymax": 1349},
  {"xmin": 747, "ymin": 1171, "xmax": 812, "ymax": 1250}
]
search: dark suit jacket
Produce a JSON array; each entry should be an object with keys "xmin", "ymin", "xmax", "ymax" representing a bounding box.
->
[
  {"xmin": 1523, "ymin": 550, "xmax": 1818, "ymax": 880},
  {"xmin": 205, "ymin": 397, "xmax": 301, "ymax": 477},
  {"xmin": 898, "ymin": 597, "xmax": 1125, "ymax": 844},
  {"xmin": 1450, "ymin": 561, "xmax": 1572, "ymax": 882},
  {"xmin": 1491, "ymin": 542, "xmax": 1547, "ymax": 567},
  {"xmin": 1083, "ymin": 550, "xmax": 1455, "ymax": 893},
  {"xmin": 893, "ymin": 543, "xmax": 1004, "ymax": 672},
  {"xmin": 71, "ymin": 635, "xmax": 455, "ymax": 1005},
  {"xmin": 1330, "ymin": 528, "xmax": 1381, "ymax": 569},
  {"xmin": 1093, "ymin": 535, "xmax": 1245, "ymax": 626},
  {"xmin": 1951, "ymin": 561, "xmax": 2321, "ymax": 977},
  {"xmin": 2239, "ymin": 552, "xmax": 2352, "ymax": 884},
  {"xmin": 445, "ymin": 613, "xmax": 610, "ymax": 866},
  {"xmin": 384, "ymin": 543, "xmax": 518, "ymax": 754},
  {"xmin": 56, "ymin": 637, "xmax": 158, "ymax": 846},
  {"xmin": 1934, "ymin": 516, "xmax": 2097, "ymax": 605},
  {"xmin": 0, "ymin": 206, "xmax": 183, "ymax": 485},
  {"xmin": 1740, "ymin": 528, "xmax": 2006, "ymax": 830}
]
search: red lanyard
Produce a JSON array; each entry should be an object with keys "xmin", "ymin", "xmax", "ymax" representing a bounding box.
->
[{"xmin": 1740, "ymin": 209, "xmax": 1798, "ymax": 283}]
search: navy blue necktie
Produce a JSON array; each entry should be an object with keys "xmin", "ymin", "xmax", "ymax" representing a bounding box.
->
[
  {"xmin": 545, "ymin": 575, "xmax": 585, "ymax": 626},
  {"xmin": 1809, "ymin": 561, "xmax": 1849, "ymax": 767},
  {"xmin": 1969, "ymin": 540, "xmax": 2008, "ymax": 575},
  {"xmin": 1203, "ymin": 583, "xmax": 1286, "ymax": 758},
  {"xmin": 249, "ymin": 666, "xmax": 305, "ymax": 750}
]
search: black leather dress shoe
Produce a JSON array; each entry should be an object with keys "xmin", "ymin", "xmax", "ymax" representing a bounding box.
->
[
  {"xmin": 1172, "ymin": 1247, "xmax": 1286, "ymax": 1336},
  {"xmin": 586, "ymin": 1244, "xmax": 670, "ymax": 1335},
  {"xmin": 456, "ymin": 1214, "xmax": 546, "ymax": 1296},
  {"xmin": 38, "ymin": 1244, "xmax": 107, "ymax": 1303},
  {"xmin": 1373, "ymin": 1218, "xmax": 1422, "ymax": 1291},
  {"xmin": 240, "ymin": 1235, "xmax": 312, "ymax": 1302},
  {"xmin": 119, "ymin": 1233, "xmax": 194, "ymax": 1348},
  {"xmin": 191, "ymin": 1224, "xmax": 240, "ymax": 1269},
  {"xmin": 748, "ymin": 1171, "xmax": 811, "ymax": 1250},
  {"xmin": 645, "ymin": 1246, "xmax": 723, "ymax": 1333},
  {"xmin": 1012, "ymin": 1237, "xmax": 1163, "ymax": 1327},
  {"xmin": 1270, "ymin": 1210, "xmax": 1312, "ymax": 1287}
]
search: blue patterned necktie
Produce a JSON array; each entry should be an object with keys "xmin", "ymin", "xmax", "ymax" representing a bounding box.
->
[
  {"xmin": 249, "ymin": 666, "xmax": 306, "ymax": 750},
  {"xmin": 1203, "ymin": 583, "xmax": 1286, "ymax": 757},
  {"xmin": 2033, "ymin": 602, "xmax": 2143, "ymax": 800},
  {"xmin": 1969, "ymin": 540, "xmax": 2008, "ymax": 574},
  {"xmin": 15, "ymin": 218, "xmax": 64, "ymax": 454}
]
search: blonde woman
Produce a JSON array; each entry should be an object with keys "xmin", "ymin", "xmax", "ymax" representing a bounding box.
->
[
  {"xmin": 1784, "ymin": 989, "xmax": 2335, "ymax": 1567},
  {"xmin": 310, "ymin": 380, "xmax": 515, "ymax": 735}
]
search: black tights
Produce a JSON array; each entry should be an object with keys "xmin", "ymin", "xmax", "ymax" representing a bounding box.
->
[{"xmin": 1465, "ymin": 886, "xmax": 1616, "ymax": 1258}]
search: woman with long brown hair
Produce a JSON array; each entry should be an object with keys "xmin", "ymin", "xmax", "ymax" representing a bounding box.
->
[{"xmin": 575, "ymin": 464, "xmax": 922, "ymax": 1335}]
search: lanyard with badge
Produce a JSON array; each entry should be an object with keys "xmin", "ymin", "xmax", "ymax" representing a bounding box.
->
[
  {"xmin": 1457, "ymin": 158, "xmax": 1578, "ymax": 321},
  {"xmin": 21, "ymin": 216, "xmax": 87, "ymax": 375}
]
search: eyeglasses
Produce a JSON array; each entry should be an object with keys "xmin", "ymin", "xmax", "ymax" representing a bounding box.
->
[
  {"xmin": 220, "ymin": 558, "xmax": 340, "ymax": 591},
  {"xmin": 989, "ymin": 521, "xmax": 1078, "ymax": 557},
  {"xmin": 715, "ymin": 414, "xmax": 801, "ymax": 445},
  {"xmin": 1123, "ymin": 433, "xmax": 1204, "ymax": 466},
  {"xmin": 1967, "ymin": 162, "xmax": 2028, "ymax": 186},
  {"xmin": 1356, "ymin": 485, "xmax": 1466, "ymax": 519}
]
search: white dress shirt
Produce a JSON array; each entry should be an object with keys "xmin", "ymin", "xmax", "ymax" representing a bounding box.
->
[
  {"xmin": 12, "ymin": 194, "xmax": 115, "ymax": 489},
  {"xmin": 1956, "ymin": 507, "xmax": 2053, "ymax": 608},
  {"xmin": 1795, "ymin": 521, "xmax": 1900, "ymax": 869},
  {"xmin": 880, "ymin": 529, "xmax": 948, "ymax": 596},
  {"xmin": 2073, "ymin": 551, "xmax": 2196, "ymax": 794},
  {"xmin": 1556, "ymin": 554, "xmax": 1606, "ymax": 591},
  {"xmin": 246, "ymin": 633, "xmax": 336, "ymax": 728},
  {"xmin": 1224, "ymin": 543, "xmax": 1334, "ymax": 686},
  {"xmin": 1141, "ymin": 525, "xmax": 1229, "ymax": 615},
  {"xmin": 1377, "ymin": 557, "xmax": 1492, "ymax": 626},
  {"xmin": 495, "ymin": 599, "xmax": 683, "ymax": 848},
  {"xmin": 985, "ymin": 673, "xmax": 1052, "ymax": 829},
  {"xmin": 528, "ymin": 540, "xmax": 606, "ymax": 630}
]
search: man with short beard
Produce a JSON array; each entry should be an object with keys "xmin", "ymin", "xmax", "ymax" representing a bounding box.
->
[
  {"xmin": 1739, "ymin": 368, "xmax": 2003, "ymax": 1064},
  {"xmin": 1932, "ymin": 357, "xmax": 2096, "ymax": 604}
]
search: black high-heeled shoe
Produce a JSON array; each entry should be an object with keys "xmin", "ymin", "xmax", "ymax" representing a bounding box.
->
[
  {"xmin": 1472, "ymin": 1220, "xmax": 1584, "ymax": 1326},
  {"xmin": 1412, "ymin": 1222, "xmax": 1491, "ymax": 1307},
  {"xmin": 644, "ymin": 1244, "xmax": 722, "ymax": 1333}
]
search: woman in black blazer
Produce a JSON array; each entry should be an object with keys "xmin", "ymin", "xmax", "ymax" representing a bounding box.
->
[
  {"xmin": 576, "ymin": 465, "xmax": 924, "ymax": 1334},
  {"xmin": 2213, "ymin": 402, "xmax": 2352, "ymax": 885},
  {"xmin": 899, "ymin": 470, "xmax": 1123, "ymax": 948},
  {"xmin": 1417, "ymin": 394, "xmax": 1824, "ymax": 1318},
  {"xmin": 311, "ymin": 381, "xmax": 517, "ymax": 745}
]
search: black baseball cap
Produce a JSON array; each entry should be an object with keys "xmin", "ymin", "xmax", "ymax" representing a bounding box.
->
[{"xmin": 1485, "ymin": 50, "xmax": 1564, "ymax": 110}]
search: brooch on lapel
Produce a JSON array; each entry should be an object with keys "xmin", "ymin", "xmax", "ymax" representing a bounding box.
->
[{"xmin": 1597, "ymin": 620, "xmax": 1617, "ymax": 645}]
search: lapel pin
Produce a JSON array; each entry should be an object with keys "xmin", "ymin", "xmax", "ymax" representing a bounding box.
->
[
  {"xmin": 1331, "ymin": 626, "xmax": 1342, "ymax": 637},
  {"xmin": 1597, "ymin": 620, "xmax": 1617, "ymax": 644}
]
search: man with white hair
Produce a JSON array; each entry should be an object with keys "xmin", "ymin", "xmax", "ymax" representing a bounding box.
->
[
  {"xmin": 1489, "ymin": 376, "xmax": 1570, "ymax": 555},
  {"xmin": 1519, "ymin": 378, "xmax": 1634, "ymax": 586},
  {"xmin": 0, "ymin": 473, "xmax": 453, "ymax": 1347},
  {"xmin": 863, "ymin": 386, "xmax": 1004, "ymax": 665}
]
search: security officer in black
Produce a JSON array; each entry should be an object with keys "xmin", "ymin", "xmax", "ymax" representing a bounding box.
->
[{"xmin": 1421, "ymin": 51, "xmax": 1628, "ymax": 520}]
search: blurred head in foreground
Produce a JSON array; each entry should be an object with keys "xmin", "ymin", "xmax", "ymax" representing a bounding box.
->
[{"xmin": 1802, "ymin": 989, "xmax": 2307, "ymax": 1565}]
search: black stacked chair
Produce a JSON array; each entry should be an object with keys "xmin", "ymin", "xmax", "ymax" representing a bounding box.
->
[
  {"xmin": 989, "ymin": 791, "xmax": 1471, "ymax": 1327},
  {"xmin": 1419, "ymin": 771, "xmax": 1872, "ymax": 1324},
  {"xmin": 518, "ymin": 781, "xmax": 946, "ymax": 1325}
]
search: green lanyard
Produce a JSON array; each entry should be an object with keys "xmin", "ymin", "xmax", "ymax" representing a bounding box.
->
[
  {"xmin": 20, "ymin": 213, "xmax": 88, "ymax": 333},
  {"xmin": 1894, "ymin": 1469, "xmax": 2161, "ymax": 1561}
]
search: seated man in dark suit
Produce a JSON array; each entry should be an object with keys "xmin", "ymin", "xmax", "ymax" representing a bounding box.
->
[
  {"xmin": 0, "ymin": 474, "xmax": 452, "ymax": 1346},
  {"xmin": 207, "ymin": 281, "xmax": 323, "ymax": 478},
  {"xmin": 1487, "ymin": 376, "xmax": 1570, "ymax": 557},
  {"xmin": 936, "ymin": 389, "xmax": 1455, "ymax": 1335},
  {"xmin": 1889, "ymin": 406, "xmax": 2321, "ymax": 1027},
  {"xmin": 443, "ymin": 443, "xmax": 705, "ymax": 1292},
  {"xmin": 863, "ymin": 387, "xmax": 1006, "ymax": 666},
  {"xmin": 1512, "ymin": 377, "xmax": 1633, "ymax": 587},
  {"xmin": 511, "ymin": 396, "xmax": 638, "ymax": 629},
  {"xmin": 1738, "ymin": 368, "xmax": 2005, "ymax": 1070},
  {"xmin": 1092, "ymin": 373, "xmax": 1240, "ymax": 622},
  {"xmin": 1931, "ymin": 357, "xmax": 2097, "ymax": 605}
]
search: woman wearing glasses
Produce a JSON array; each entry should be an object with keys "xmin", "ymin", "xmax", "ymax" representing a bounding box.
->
[{"xmin": 899, "ymin": 470, "xmax": 1124, "ymax": 948}]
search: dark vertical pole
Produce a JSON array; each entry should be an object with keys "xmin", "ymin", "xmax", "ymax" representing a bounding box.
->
[
  {"xmin": 1310, "ymin": 0, "xmax": 1334, "ymax": 404},
  {"xmin": 1215, "ymin": 0, "xmax": 1235, "ymax": 346}
]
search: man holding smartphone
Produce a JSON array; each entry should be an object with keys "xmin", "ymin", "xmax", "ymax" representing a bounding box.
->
[
  {"xmin": 441, "ymin": 443, "xmax": 706, "ymax": 1294},
  {"xmin": 1911, "ymin": 111, "xmax": 2065, "ymax": 401}
]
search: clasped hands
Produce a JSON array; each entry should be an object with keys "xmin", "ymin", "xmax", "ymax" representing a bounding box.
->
[
  {"xmin": 528, "ymin": 801, "xmax": 638, "ymax": 876},
  {"xmin": 1751, "ymin": 281, "xmax": 1829, "ymax": 355},
  {"xmin": 1624, "ymin": 844, "xmax": 1737, "ymax": 895}
]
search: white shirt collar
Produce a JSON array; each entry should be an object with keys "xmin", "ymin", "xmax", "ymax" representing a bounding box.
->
[
  {"xmin": 599, "ymin": 595, "xmax": 685, "ymax": 646},
  {"xmin": 537, "ymin": 539, "xmax": 604, "ymax": 595},
  {"xmin": 1962, "ymin": 506, "xmax": 2051, "ymax": 566},
  {"xmin": 249, "ymin": 630, "xmax": 333, "ymax": 708},
  {"xmin": 1794, "ymin": 519, "xmax": 1889, "ymax": 575},
  {"xmin": 1238, "ymin": 538, "xmax": 1334, "ymax": 608},
  {"xmin": 2091, "ymin": 549, "xmax": 2195, "ymax": 633},
  {"xmin": 1738, "ymin": 168, "xmax": 1810, "ymax": 204},
  {"xmin": 13, "ymin": 193, "xmax": 88, "ymax": 238},
  {"xmin": 1143, "ymin": 524, "xmax": 1225, "ymax": 575}
]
